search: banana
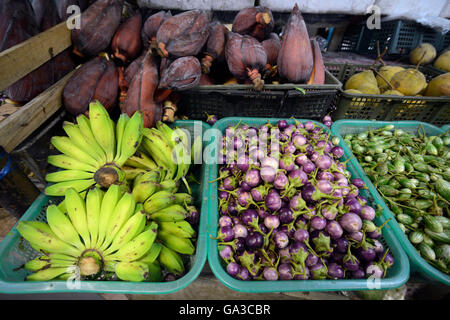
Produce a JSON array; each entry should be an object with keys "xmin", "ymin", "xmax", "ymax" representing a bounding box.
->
[
  {"xmin": 46, "ymin": 205, "xmax": 85, "ymax": 251},
  {"xmin": 157, "ymin": 230, "xmax": 195, "ymax": 255},
  {"xmin": 159, "ymin": 180, "xmax": 179, "ymax": 193},
  {"xmin": 114, "ymin": 113, "xmax": 130, "ymax": 165},
  {"xmin": 88, "ymin": 101, "xmax": 116, "ymax": 163},
  {"xmin": 63, "ymin": 121, "xmax": 107, "ymax": 164},
  {"xmin": 158, "ymin": 221, "xmax": 196, "ymax": 239},
  {"xmin": 124, "ymin": 152, "xmax": 158, "ymax": 170},
  {"xmin": 103, "ymin": 209, "xmax": 146, "ymax": 256},
  {"xmin": 27, "ymin": 256, "xmax": 75, "ymax": 269},
  {"xmin": 107, "ymin": 222, "xmax": 158, "ymax": 262},
  {"xmin": 43, "ymin": 253, "xmax": 79, "ymax": 262},
  {"xmin": 44, "ymin": 179, "xmax": 95, "ymax": 197},
  {"xmin": 191, "ymin": 134, "xmax": 203, "ymax": 165},
  {"xmin": 115, "ymin": 111, "xmax": 144, "ymax": 167},
  {"xmin": 100, "ymin": 192, "xmax": 136, "ymax": 251},
  {"xmin": 76, "ymin": 114, "xmax": 108, "ymax": 166},
  {"xmin": 64, "ymin": 188, "xmax": 91, "ymax": 248},
  {"xmin": 85, "ymin": 187, "xmax": 103, "ymax": 249},
  {"xmin": 143, "ymin": 191, "xmax": 176, "ymax": 214},
  {"xmin": 138, "ymin": 242, "xmax": 162, "ymax": 265},
  {"xmin": 172, "ymin": 128, "xmax": 191, "ymax": 182},
  {"xmin": 47, "ymin": 155, "xmax": 97, "ymax": 172},
  {"xmin": 55, "ymin": 273, "xmax": 72, "ymax": 281},
  {"xmin": 122, "ymin": 166, "xmax": 147, "ymax": 181},
  {"xmin": 135, "ymin": 203, "xmax": 144, "ymax": 213},
  {"xmin": 148, "ymin": 260, "xmax": 163, "ymax": 282},
  {"xmin": 24, "ymin": 257, "xmax": 50, "ymax": 271},
  {"xmin": 132, "ymin": 170, "xmax": 161, "ymax": 203},
  {"xmin": 45, "ymin": 170, "xmax": 94, "ymax": 183},
  {"xmin": 148, "ymin": 204, "xmax": 189, "ymax": 222},
  {"xmin": 115, "ymin": 261, "xmax": 149, "ymax": 282},
  {"xmin": 51, "ymin": 136, "xmax": 99, "ymax": 168},
  {"xmin": 104, "ymin": 259, "xmax": 117, "ymax": 273},
  {"xmin": 26, "ymin": 267, "xmax": 70, "ymax": 281},
  {"xmin": 141, "ymin": 129, "xmax": 177, "ymax": 177},
  {"xmin": 173, "ymin": 193, "xmax": 194, "ymax": 206},
  {"xmin": 96, "ymin": 184, "xmax": 122, "ymax": 248},
  {"xmin": 156, "ymin": 121, "xmax": 177, "ymax": 149},
  {"xmin": 158, "ymin": 245, "xmax": 185, "ymax": 276},
  {"xmin": 17, "ymin": 221, "xmax": 81, "ymax": 257}
]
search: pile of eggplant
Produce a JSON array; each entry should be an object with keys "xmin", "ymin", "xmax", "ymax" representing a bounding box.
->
[{"xmin": 214, "ymin": 118, "xmax": 395, "ymax": 281}]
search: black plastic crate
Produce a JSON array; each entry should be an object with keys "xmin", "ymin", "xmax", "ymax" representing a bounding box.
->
[
  {"xmin": 339, "ymin": 19, "xmax": 446, "ymax": 57},
  {"xmin": 177, "ymin": 70, "xmax": 342, "ymax": 122}
]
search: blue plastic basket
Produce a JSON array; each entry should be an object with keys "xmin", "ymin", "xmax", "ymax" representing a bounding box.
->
[
  {"xmin": 207, "ymin": 117, "xmax": 410, "ymax": 293},
  {"xmin": 331, "ymin": 119, "xmax": 450, "ymax": 285},
  {"xmin": 0, "ymin": 120, "xmax": 211, "ymax": 294}
]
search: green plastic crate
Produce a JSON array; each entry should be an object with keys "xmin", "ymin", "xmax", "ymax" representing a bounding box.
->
[
  {"xmin": 331, "ymin": 119, "xmax": 450, "ymax": 285},
  {"xmin": 207, "ymin": 117, "xmax": 410, "ymax": 293},
  {"xmin": 324, "ymin": 63, "xmax": 450, "ymax": 127},
  {"xmin": 442, "ymin": 124, "xmax": 450, "ymax": 132},
  {"xmin": 0, "ymin": 120, "xmax": 211, "ymax": 294}
]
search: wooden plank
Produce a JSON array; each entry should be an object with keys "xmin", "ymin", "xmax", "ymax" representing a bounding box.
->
[
  {"xmin": 0, "ymin": 70, "xmax": 75, "ymax": 153},
  {"xmin": 0, "ymin": 22, "xmax": 72, "ymax": 91},
  {"xmin": 0, "ymin": 104, "xmax": 21, "ymax": 122}
]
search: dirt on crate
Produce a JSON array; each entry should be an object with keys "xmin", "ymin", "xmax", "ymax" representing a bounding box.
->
[{"xmin": 0, "ymin": 207, "xmax": 18, "ymax": 242}]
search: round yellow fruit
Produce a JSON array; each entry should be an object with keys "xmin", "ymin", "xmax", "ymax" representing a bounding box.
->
[
  {"xmin": 410, "ymin": 43, "xmax": 437, "ymax": 65},
  {"xmin": 434, "ymin": 51, "xmax": 450, "ymax": 72},
  {"xmin": 376, "ymin": 66, "xmax": 405, "ymax": 92},
  {"xmin": 345, "ymin": 70, "xmax": 378, "ymax": 91},
  {"xmin": 390, "ymin": 69, "xmax": 427, "ymax": 96},
  {"xmin": 344, "ymin": 89, "xmax": 363, "ymax": 94},
  {"xmin": 424, "ymin": 73, "xmax": 450, "ymax": 97},
  {"xmin": 383, "ymin": 90, "xmax": 404, "ymax": 96}
]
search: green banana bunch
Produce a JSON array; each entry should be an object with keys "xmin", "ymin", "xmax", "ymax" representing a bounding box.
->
[
  {"xmin": 131, "ymin": 170, "xmax": 161, "ymax": 203},
  {"xmin": 18, "ymin": 187, "xmax": 165, "ymax": 282},
  {"xmin": 45, "ymin": 101, "xmax": 144, "ymax": 196},
  {"xmin": 139, "ymin": 121, "xmax": 196, "ymax": 193}
]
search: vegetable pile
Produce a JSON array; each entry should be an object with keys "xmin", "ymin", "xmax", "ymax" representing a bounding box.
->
[
  {"xmin": 343, "ymin": 125, "xmax": 450, "ymax": 274},
  {"xmin": 215, "ymin": 118, "xmax": 395, "ymax": 281}
]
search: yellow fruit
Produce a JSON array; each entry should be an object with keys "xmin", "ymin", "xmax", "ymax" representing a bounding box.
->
[
  {"xmin": 375, "ymin": 66, "xmax": 404, "ymax": 92},
  {"xmin": 410, "ymin": 43, "xmax": 436, "ymax": 65},
  {"xmin": 433, "ymin": 51, "xmax": 450, "ymax": 72},
  {"xmin": 390, "ymin": 69, "xmax": 427, "ymax": 96},
  {"xmin": 344, "ymin": 89, "xmax": 363, "ymax": 94},
  {"xmin": 344, "ymin": 70, "xmax": 378, "ymax": 91},
  {"xmin": 424, "ymin": 73, "xmax": 450, "ymax": 97},
  {"xmin": 383, "ymin": 90, "xmax": 404, "ymax": 96},
  {"xmin": 355, "ymin": 83, "xmax": 380, "ymax": 95}
]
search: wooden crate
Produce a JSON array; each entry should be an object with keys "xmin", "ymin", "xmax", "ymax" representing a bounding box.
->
[{"xmin": 0, "ymin": 22, "xmax": 76, "ymax": 153}]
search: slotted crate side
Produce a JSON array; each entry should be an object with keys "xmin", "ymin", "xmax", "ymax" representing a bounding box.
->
[
  {"xmin": 177, "ymin": 70, "xmax": 342, "ymax": 122},
  {"xmin": 325, "ymin": 63, "xmax": 450, "ymax": 126},
  {"xmin": 207, "ymin": 117, "xmax": 410, "ymax": 293},
  {"xmin": 339, "ymin": 23, "xmax": 366, "ymax": 52},
  {"xmin": 0, "ymin": 121, "xmax": 211, "ymax": 294},
  {"xmin": 331, "ymin": 120, "xmax": 450, "ymax": 285}
]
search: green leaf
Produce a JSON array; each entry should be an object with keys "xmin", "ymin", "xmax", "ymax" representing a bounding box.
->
[{"xmin": 294, "ymin": 87, "xmax": 306, "ymax": 94}]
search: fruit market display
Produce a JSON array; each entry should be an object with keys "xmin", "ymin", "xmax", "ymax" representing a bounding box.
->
[
  {"xmin": 16, "ymin": 101, "xmax": 202, "ymax": 282},
  {"xmin": 214, "ymin": 118, "xmax": 395, "ymax": 281},
  {"xmin": 343, "ymin": 125, "xmax": 450, "ymax": 274},
  {"xmin": 2, "ymin": 0, "xmax": 450, "ymax": 294},
  {"xmin": 343, "ymin": 42, "xmax": 450, "ymax": 97}
]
